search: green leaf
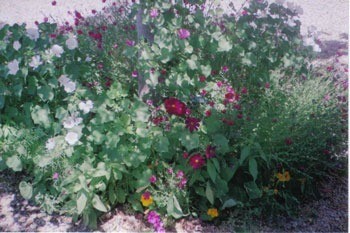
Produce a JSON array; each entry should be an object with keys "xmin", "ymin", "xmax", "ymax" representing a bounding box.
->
[
  {"xmin": 180, "ymin": 132, "xmax": 199, "ymax": 151},
  {"xmin": 221, "ymin": 199, "xmax": 237, "ymax": 210},
  {"xmin": 249, "ymin": 158, "xmax": 258, "ymax": 181},
  {"xmin": 167, "ymin": 195, "xmax": 183, "ymax": 219},
  {"xmin": 218, "ymin": 37, "xmax": 232, "ymax": 52},
  {"xmin": 200, "ymin": 65, "xmax": 212, "ymax": 77},
  {"xmin": 19, "ymin": 181, "xmax": 33, "ymax": 200},
  {"xmin": 6, "ymin": 155, "xmax": 22, "ymax": 171},
  {"xmin": 155, "ymin": 136, "xmax": 169, "ymax": 153},
  {"xmin": 37, "ymin": 85, "xmax": 54, "ymax": 101},
  {"xmin": 244, "ymin": 181, "xmax": 262, "ymax": 199},
  {"xmin": 116, "ymin": 188, "xmax": 126, "ymax": 203},
  {"xmin": 92, "ymin": 194, "xmax": 108, "ymax": 212},
  {"xmin": 206, "ymin": 182, "xmax": 214, "ymax": 205},
  {"xmin": 186, "ymin": 59, "xmax": 197, "ymax": 70},
  {"xmin": 207, "ymin": 160, "xmax": 216, "ymax": 182},
  {"xmin": 212, "ymin": 134, "xmax": 229, "ymax": 153},
  {"xmin": 239, "ymin": 146, "xmax": 250, "ymax": 165},
  {"xmin": 77, "ymin": 192, "xmax": 88, "ymax": 214},
  {"xmin": 31, "ymin": 105, "xmax": 51, "ymax": 129}
]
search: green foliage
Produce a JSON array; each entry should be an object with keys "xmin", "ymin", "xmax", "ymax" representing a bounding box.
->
[{"xmin": 0, "ymin": 0, "xmax": 346, "ymax": 229}]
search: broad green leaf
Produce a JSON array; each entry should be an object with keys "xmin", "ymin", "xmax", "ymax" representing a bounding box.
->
[
  {"xmin": 19, "ymin": 181, "xmax": 33, "ymax": 200},
  {"xmin": 155, "ymin": 136, "xmax": 169, "ymax": 153},
  {"xmin": 218, "ymin": 37, "xmax": 232, "ymax": 52},
  {"xmin": 244, "ymin": 181, "xmax": 262, "ymax": 199},
  {"xmin": 77, "ymin": 192, "xmax": 88, "ymax": 214},
  {"xmin": 6, "ymin": 155, "xmax": 22, "ymax": 171},
  {"xmin": 37, "ymin": 85, "xmax": 54, "ymax": 101},
  {"xmin": 206, "ymin": 182, "xmax": 214, "ymax": 205},
  {"xmin": 239, "ymin": 146, "xmax": 250, "ymax": 165},
  {"xmin": 92, "ymin": 194, "xmax": 108, "ymax": 212},
  {"xmin": 186, "ymin": 59, "xmax": 197, "ymax": 70},
  {"xmin": 180, "ymin": 132, "xmax": 199, "ymax": 151},
  {"xmin": 213, "ymin": 134, "xmax": 229, "ymax": 153},
  {"xmin": 200, "ymin": 65, "xmax": 211, "ymax": 77},
  {"xmin": 221, "ymin": 198, "xmax": 237, "ymax": 210},
  {"xmin": 249, "ymin": 158, "xmax": 258, "ymax": 181},
  {"xmin": 207, "ymin": 160, "xmax": 216, "ymax": 182},
  {"xmin": 167, "ymin": 195, "xmax": 183, "ymax": 219},
  {"xmin": 31, "ymin": 105, "xmax": 51, "ymax": 129},
  {"xmin": 116, "ymin": 188, "xmax": 126, "ymax": 203}
]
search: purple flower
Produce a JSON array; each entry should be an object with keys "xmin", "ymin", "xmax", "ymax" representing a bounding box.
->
[
  {"xmin": 132, "ymin": 70, "xmax": 138, "ymax": 77},
  {"xmin": 205, "ymin": 145, "xmax": 216, "ymax": 158},
  {"xmin": 177, "ymin": 29, "xmax": 190, "ymax": 39},
  {"xmin": 147, "ymin": 211, "xmax": 165, "ymax": 233},
  {"xmin": 150, "ymin": 8, "xmax": 159, "ymax": 18},
  {"xmin": 53, "ymin": 172, "xmax": 59, "ymax": 180},
  {"xmin": 222, "ymin": 66, "xmax": 229, "ymax": 72},
  {"xmin": 178, "ymin": 178, "xmax": 187, "ymax": 189},
  {"xmin": 149, "ymin": 175, "xmax": 157, "ymax": 184},
  {"xmin": 126, "ymin": 39, "xmax": 135, "ymax": 46},
  {"xmin": 176, "ymin": 170, "xmax": 184, "ymax": 179}
]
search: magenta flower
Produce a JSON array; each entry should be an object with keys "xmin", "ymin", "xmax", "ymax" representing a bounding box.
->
[
  {"xmin": 176, "ymin": 170, "xmax": 184, "ymax": 179},
  {"xmin": 149, "ymin": 175, "xmax": 157, "ymax": 184},
  {"xmin": 147, "ymin": 211, "xmax": 165, "ymax": 233},
  {"xmin": 178, "ymin": 177, "xmax": 187, "ymax": 189},
  {"xmin": 189, "ymin": 154, "xmax": 205, "ymax": 169},
  {"xmin": 132, "ymin": 70, "xmax": 138, "ymax": 77},
  {"xmin": 177, "ymin": 29, "xmax": 190, "ymax": 39},
  {"xmin": 265, "ymin": 82, "xmax": 270, "ymax": 89},
  {"xmin": 185, "ymin": 117, "xmax": 200, "ymax": 133},
  {"xmin": 205, "ymin": 145, "xmax": 216, "ymax": 158},
  {"xmin": 222, "ymin": 66, "xmax": 229, "ymax": 72},
  {"xmin": 126, "ymin": 39, "xmax": 135, "ymax": 46},
  {"xmin": 150, "ymin": 8, "xmax": 159, "ymax": 18}
]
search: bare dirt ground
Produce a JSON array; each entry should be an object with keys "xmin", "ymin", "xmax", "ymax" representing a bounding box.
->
[{"xmin": 0, "ymin": 0, "xmax": 348, "ymax": 232}]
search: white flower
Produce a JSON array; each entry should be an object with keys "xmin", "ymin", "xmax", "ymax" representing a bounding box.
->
[
  {"xmin": 85, "ymin": 56, "xmax": 92, "ymax": 62},
  {"xmin": 64, "ymin": 81, "xmax": 76, "ymax": 93},
  {"xmin": 63, "ymin": 115, "xmax": 82, "ymax": 129},
  {"xmin": 65, "ymin": 132, "xmax": 79, "ymax": 145},
  {"xmin": 50, "ymin": 44, "xmax": 64, "ymax": 57},
  {"xmin": 26, "ymin": 28, "xmax": 40, "ymax": 41},
  {"xmin": 66, "ymin": 34, "xmax": 78, "ymax": 50},
  {"xmin": 45, "ymin": 138, "xmax": 56, "ymax": 150},
  {"xmin": 303, "ymin": 37, "xmax": 322, "ymax": 53},
  {"xmin": 7, "ymin": 59, "xmax": 19, "ymax": 75},
  {"xmin": 286, "ymin": 18, "xmax": 296, "ymax": 27},
  {"xmin": 29, "ymin": 55, "xmax": 43, "ymax": 69},
  {"xmin": 249, "ymin": 22, "xmax": 257, "ymax": 29},
  {"xmin": 58, "ymin": 74, "xmax": 76, "ymax": 93},
  {"xmin": 256, "ymin": 9, "xmax": 267, "ymax": 18},
  {"xmin": 79, "ymin": 100, "xmax": 94, "ymax": 114},
  {"xmin": 13, "ymin": 41, "xmax": 21, "ymax": 51}
]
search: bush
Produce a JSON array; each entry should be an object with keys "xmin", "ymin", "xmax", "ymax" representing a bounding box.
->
[{"xmin": 0, "ymin": 0, "xmax": 346, "ymax": 231}]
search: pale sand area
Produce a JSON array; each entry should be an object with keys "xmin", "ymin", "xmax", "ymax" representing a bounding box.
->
[{"xmin": 0, "ymin": 0, "xmax": 348, "ymax": 40}]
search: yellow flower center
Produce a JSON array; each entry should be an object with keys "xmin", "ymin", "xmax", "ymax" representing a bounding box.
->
[{"xmin": 207, "ymin": 208, "xmax": 219, "ymax": 218}]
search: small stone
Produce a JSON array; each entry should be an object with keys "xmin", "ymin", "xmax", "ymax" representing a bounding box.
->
[{"xmin": 34, "ymin": 217, "xmax": 46, "ymax": 227}]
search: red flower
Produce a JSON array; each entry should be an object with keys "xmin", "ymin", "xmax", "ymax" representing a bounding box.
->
[
  {"xmin": 189, "ymin": 154, "xmax": 205, "ymax": 169},
  {"xmin": 164, "ymin": 98, "xmax": 187, "ymax": 116},
  {"xmin": 285, "ymin": 138, "xmax": 293, "ymax": 146},
  {"xmin": 185, "ymin": 117, "xmax": 200, "ymax": 132},
  {"xmin": 205, "ymin": 110, "xmax": 211, "ymax": 117},
  {"xmin": 206, "ymin": 145, "xmax": 216, "ymax": 158}
]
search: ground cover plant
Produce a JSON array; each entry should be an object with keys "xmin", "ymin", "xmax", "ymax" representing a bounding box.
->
[{"xmin": 0, "ymin": 0, "xmax": 347, "ymax": 231}]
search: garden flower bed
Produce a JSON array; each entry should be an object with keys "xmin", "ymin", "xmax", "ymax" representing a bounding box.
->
[{"xmin": 0, "ymin": 0, "xmax": 348, "ymax": 232}]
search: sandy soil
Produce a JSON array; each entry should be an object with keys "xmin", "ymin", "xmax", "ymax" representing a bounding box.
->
[{"xmin": 0, "ymin": 0, "xmax": 348, "ymax": 41}]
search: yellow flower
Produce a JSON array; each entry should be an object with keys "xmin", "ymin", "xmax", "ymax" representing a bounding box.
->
[
  {"xmin": 140, "ymin": 192, "xmax": 153, "ymax": 207},
  {"xmin": 276, "ymin": 171, "xmax": 291, "ymax": 182},
  {"xmin": 207, "ymin": 208, "xmax": 219, "ymax": 218}
]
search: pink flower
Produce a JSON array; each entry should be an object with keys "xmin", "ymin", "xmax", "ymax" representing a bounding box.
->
[
  {"xmin": 149, "ymin": 175, "xmax": 157, "ymax": 184},
  {"xmin": 176, "ymin": 170, "xmax": 185, "ymax": 179},
  {"xmin": 53, "ymin": 172, "xmax": 59, "ymax": 180},
  {"xmin": 285, "ymin": 138, "xmax": 293, "ymax": 146},
  {"xmin": 177, "ymin": 29, "xmax": 190, "ymax": 39},
  {"xmin": 183, "ymin": 152, "xmax": 189, "ymax": 159},
  {"xmin": 241, "ymin": 87, "xmax": 248, "ymax": 94},
  {"xmin": 185, "ymin": 117, "xmax": 200, "ymax": 133},
  {"xmin": 222, "ymin": 66, "xmax": 229, "ymax": 72},
  {"xmin": 189, "ymin": 154, "xmax": 205, "ymax": 169},
  {"xmin": 199, "ymin": 75, "xmax": 206, "ymax": 82},
  {"xmin": 132, "ymin": 70, "xmax": 138, "ymax": 77},
  {"xmin": 265, "ymin": 82, "xmax": 270, "ymax": 89},
  {"xmin": 217, "ymin": 81, "xmax": 223, "ymax": 87},
  {"xmin": 150, "ymin": 8, "xmax": 159, "ymax": 18},
  {"xmin": 126, "ymin": 39, "xmax": 135, "ymax": 46},
  {"xmin": 178, "ymin": 178, "xmax": 187, "ymax": 189},
  {"xmin": 205, "ymin": 145, "xmax": 216, "ymax": 158}
]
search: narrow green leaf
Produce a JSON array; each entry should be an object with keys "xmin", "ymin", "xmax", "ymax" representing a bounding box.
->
[
  {"xmin": 77, "ymin": 192, "xmax": 88, "ymax": 214},
  {"xmin": 206, "ymin": 182, "xmax": 214, "ymax": 205},
  {"xmin": 207, "ymin": 160, "xmax": 216, "ymax": 182},
  {"xmin": 239, "ymin": 146, "xmax": 250, "ymax": 165},
  {"xmin": 249, "ymin": 158, "xmax": 258, "ymax": 181}
]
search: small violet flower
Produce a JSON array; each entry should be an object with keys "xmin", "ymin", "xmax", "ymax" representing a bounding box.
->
[
  {"xmin": 177, "ymin": 28, "xmax": 190, "ymax": 39},
  {"xmin": 149, "ymin": 8, "xmax": 159, "ymax": 18}
]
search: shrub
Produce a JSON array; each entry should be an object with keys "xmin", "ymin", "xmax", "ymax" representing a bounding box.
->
[{"xmin": 0, "ymin": 0, "xmax": 346, "ymax": 230}]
